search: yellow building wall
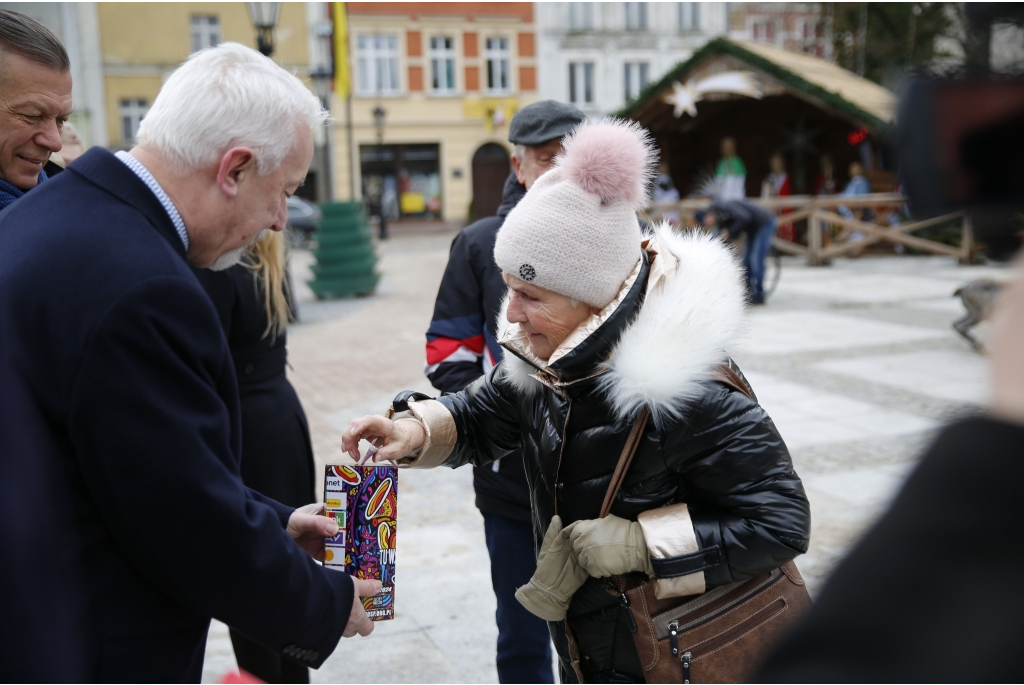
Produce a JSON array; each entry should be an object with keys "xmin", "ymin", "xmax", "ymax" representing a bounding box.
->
[
  {"xmin": 98, "ymin": 2, "xmax": 311, "ymax": 146},
  {"xmin": 336, "ymin": 12, "xmax": 537, "ymax": 221},
  {"xmin": 98, "ymin": 2, "xmax": 309, "ymax": 66},
  {"xmin": 103, "ymin": 75, "xmax": 163, "ymax": 145}
]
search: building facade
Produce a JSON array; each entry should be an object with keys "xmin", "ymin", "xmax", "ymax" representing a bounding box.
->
[
  {"xmin": 535, "ymin": 2, "xmax": 729, "ymax": 117},
  {"xmin": 95, "ymin": 3, "xmax": 317, "ymax": 149},
  {"xmin": 335, "ymin": 2, "xmax": 538, "ymax": 222},
  {"xmin": 727, "ymin": 2, "xmax": 829, "ymax": 59}
]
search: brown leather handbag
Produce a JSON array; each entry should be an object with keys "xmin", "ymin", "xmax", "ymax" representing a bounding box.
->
[{"xmin": 597, "ymin": 365, "xmax": 812, "ymax": 684}]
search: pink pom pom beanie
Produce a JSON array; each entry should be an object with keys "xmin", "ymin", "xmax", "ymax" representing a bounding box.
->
[{"xmin": 494, "ymin": 118, "xmax": 658, "ymax": 309}]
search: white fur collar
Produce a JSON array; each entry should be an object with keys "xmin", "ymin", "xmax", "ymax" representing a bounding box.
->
[{"xmin": 497, "ymin": 224, "xmax": 748, "ymax": 423}]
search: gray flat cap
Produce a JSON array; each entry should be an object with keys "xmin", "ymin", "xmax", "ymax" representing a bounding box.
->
[{"xmin": 508, "ymin": 100, "xmax": 587, "ymax": 146}]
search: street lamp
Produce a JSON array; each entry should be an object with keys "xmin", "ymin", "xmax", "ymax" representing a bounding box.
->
[
  {"xmin": 372, "ymin": 106, "xmax": 386, "ymax": 145},
  {"xmin": 309, "ymin": 66, "xmax": 334, "ymax": 202},
  {"xmin": 247, "ymin": 2, "xmax": 282, "ymax": 57},
  {"xmin": 370, "ymin": 106, "xmax": 388, "ymax": 239},
  {"xmin": 309, "ymin": 67, "xmax": 333, "ymax": 110}
]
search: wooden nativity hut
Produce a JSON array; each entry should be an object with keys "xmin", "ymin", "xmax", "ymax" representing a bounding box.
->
[{"xmin": 620, "ymin": 38, "xmax": 898, "ymax": 199}]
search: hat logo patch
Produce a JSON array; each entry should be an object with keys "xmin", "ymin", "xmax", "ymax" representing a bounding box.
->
[{"xmin": 519, "ymin": 264, "xmax": 536, "ymax": 281}]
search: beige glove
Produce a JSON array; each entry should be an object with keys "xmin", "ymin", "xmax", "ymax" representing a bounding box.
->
[
  {"xmin": 570, "ymin": 514, "xmax": 655, "ymax": 578},
  {"xmin": 515, "ymin": 515, "xmax": 589, "ymax": 621}
]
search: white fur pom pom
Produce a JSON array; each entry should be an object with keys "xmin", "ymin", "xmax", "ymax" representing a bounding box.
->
[{"xmin": 557, "ymin": 118, "xmax": 658, "ymax": 211}]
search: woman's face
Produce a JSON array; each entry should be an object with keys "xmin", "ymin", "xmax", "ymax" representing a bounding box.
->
[{"xmin": 504, "ymin": 274, "xmax": 595, "ymax": 361}]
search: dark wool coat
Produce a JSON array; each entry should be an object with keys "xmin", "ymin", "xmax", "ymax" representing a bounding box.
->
[
  {"xmin": 0, "ymin": 148, "xmax": 352, "ymax": 681},
  {"xmin": 419, "ymin": 228, "xmax": 810, "ymax": 682},
  {"xmin": 192, "ymin": 263, "xmax": 316, "ymax": 508}
]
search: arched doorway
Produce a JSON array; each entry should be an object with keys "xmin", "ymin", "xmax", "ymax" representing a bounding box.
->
[{"xmin": 471, "ymin": 143, "xmax": 511, "ymax": 220}]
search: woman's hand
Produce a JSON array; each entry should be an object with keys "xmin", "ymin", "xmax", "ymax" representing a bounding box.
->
[{"xmin": 341, "ymin": 415, "xmax": 426, "ymax": 462}]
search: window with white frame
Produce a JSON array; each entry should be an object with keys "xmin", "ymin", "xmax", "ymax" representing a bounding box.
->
[
  {"xmin": 357, "ymin": 34, "xmax": 400, "ymax": 95},
  {"xmin": 120, "ymin": 98, "xmax": 148, "ymax": 143},
  {"xmin": 678, "ymin": 3, "xmax": 701, "ymax": 31},
  {"xmin": 190, "ymin": 15, "xmax": 220, "ymax": 53},
  {"xmin": 569, "ymin": 2, "xmax": 594, "ymax": 30},
  {"xmin": 430, "ymin": 36, "xmax": 456, "ymax": 93},
  {"xmin": 568, "ymin": 62, "xmax": 594, "ymax": 105},
  {"xmin": 624, "ymin": 62, "xmax": 649, "ymax": 102},
  {"xmin": 485, "ymin": 37, "xmax": 510, "ymax": 93},
  {"xmin": 751, "ymin": 18, "xmax": 775, "ymax": 43},
  {"xmin": 624, "ymin": 2, "xmax": 648, "ymax": 30}
]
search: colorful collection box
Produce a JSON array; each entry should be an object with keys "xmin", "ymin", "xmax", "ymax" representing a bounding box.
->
[{"xmin": 323, "ymin": 465, "xmax": 397, "ymax": 621}]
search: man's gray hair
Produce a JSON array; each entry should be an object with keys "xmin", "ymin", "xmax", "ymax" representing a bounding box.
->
[
  {"xmin": 137, "ymin": 42, "xmax": 329, "ymax": 175},
  {"xmin": 512, "ymin": 144, "xmax": 526, "ymax": 162},
  {"xmin": 0, "ymin": 9, "xmax": 70, "ymax": 73}
]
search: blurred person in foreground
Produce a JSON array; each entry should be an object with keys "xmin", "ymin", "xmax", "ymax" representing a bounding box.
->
[
  {"xmin": 0, "ymin": 43, "xmax": 377, "ymax": 681},
  {"xmin": 755, "ymin": 254, "xmax": 1024, "ymax": 682},
  {"xmin": 345, "ymin": 119, "xmax": 810, "ymax": 683},
  {"xmin": 426, "ymin": 100, "xmax": 586, "ymax": 684},
  {"xmin": 193, "ymin": 228, "xmax": 317, "ymax": 684},
  {"xmin": 698, "ymin": 198, "xmax": 777, "ymax": 304},
  {"xmin": 0, "ymin": 9, "xmax": 71, "ymax": 210}
]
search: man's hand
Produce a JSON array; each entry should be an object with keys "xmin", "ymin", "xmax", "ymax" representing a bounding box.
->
[
  {"xmin": 991, "ymin": 256, "xmax": 1024, "ymax": 426},
  {"xmin": 345, "ymin": 578, "xmax": 382, "ymax": 637},
  {"xmin": 286, "ymin": 503, "xmax": 339, "ymax": 561},
  {"xmin": 341, "ymin": 415, "xmax": 426, "ymax": 462}
]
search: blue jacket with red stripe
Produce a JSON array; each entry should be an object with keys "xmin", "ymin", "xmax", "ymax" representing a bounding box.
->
[{"xmin": 425, "ymin": 173, "xmax": 531, "ymax": 521}]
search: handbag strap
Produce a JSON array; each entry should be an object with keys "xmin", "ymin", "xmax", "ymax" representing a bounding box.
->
[
  {"xmin": 709, "ymin": 360, "xmax": 756, "ymax": 402},
  {"xmin": 599, "ymin": 406, "xmax": 650, "ymax": 519},
  {"xmin": 597, "ymin": 363, "xmax": 755, "ymax": 519}
]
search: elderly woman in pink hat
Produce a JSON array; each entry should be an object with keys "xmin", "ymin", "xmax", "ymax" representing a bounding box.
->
[{"xmin": 343, "ymin": 119, "xmax": 809, "ymax": 683}]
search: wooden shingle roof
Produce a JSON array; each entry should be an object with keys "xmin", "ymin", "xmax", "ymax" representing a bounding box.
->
[{"xmin": 619, "ymin": 38, "xmax": 896, "ymax": 131}]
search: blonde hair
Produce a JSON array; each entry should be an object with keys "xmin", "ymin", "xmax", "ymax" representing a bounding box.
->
[{"xmin": 242, "ymin": 230, "xmax": 291, "ymax": 339}]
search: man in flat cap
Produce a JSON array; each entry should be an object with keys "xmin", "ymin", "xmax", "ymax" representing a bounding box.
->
[{"xmin": 424, "ymin": 100, "xmax": 586, "ymax": 683}]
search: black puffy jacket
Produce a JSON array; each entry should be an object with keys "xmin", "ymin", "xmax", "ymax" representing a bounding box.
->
[{"xmin": 404, "ymin": 228, "xmax": 810, "ymax": 682}]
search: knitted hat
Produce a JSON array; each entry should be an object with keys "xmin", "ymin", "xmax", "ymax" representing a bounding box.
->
[{"xmin": 494, "ymin": 118, "xmax": 657, "ymax": 308}]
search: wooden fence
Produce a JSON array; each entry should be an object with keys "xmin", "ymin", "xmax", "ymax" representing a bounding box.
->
[{"xmin": 646, "ymin": 194, "xmax": 974, "ymax": 266}]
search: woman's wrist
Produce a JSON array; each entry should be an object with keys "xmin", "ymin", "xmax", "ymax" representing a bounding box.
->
[{"xmin": 393, "ymin": 418, "xmax": 426, "ymax": 455}]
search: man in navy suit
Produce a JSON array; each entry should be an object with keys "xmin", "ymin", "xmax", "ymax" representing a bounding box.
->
[{"xmin": 0, "ymin": 43, "xmax": 376, "ymax": 681}]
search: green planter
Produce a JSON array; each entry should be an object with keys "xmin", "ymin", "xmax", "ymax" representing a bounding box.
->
[
  {"xmin": 314, "ymin": 229, "xmax": 373, "ymax": 250},
  {"xmin": 310, "ymin": 257, "xmax": 379, "ymax": 279},
  {"xmin": 311, "ymin": 243, "xmax": 376, "ymax": 263},
  {"xmin": 308, "ymin": 201, "xmax": 379, "ymax": 299},
  {"xmin": 308, "ymin": 273, "xmax": 381, "ymax": 299}
]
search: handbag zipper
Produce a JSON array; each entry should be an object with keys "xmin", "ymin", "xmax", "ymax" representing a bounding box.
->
[
  {"xmin": 676, "ymin": 597, "xmax": 787, "ymax": 678},
  {"xmin": 669, "ymin": 623, "xmax": 691, "ymax": 683},
  {"xmin": 672, "ymin": 570, "xmax": 783, "ymax": 634}
]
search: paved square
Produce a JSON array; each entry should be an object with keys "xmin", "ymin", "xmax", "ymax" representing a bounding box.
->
[{"xmin": 202, "ymin": 234, "xmax": 1000, "ymax": 683}]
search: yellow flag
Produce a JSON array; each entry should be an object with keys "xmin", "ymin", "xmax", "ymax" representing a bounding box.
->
[{"xmin": 333, "ymin": 2, "xmax": 350, "ymax": 99}]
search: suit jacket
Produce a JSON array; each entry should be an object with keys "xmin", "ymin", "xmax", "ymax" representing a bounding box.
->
[{"xmin": 0, "ymin": 148, "xmax": 352, "ymax": 681}]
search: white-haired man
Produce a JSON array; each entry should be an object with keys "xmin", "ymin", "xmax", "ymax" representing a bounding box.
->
[{"xmin": 0, "ymin": 43, "xmax": 375, "ymax": 681}]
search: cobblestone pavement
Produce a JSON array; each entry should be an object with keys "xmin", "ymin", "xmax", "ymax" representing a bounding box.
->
[{"xmin": 203, "ymin": 232, "xmax": 1002, "ymax": 683}]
